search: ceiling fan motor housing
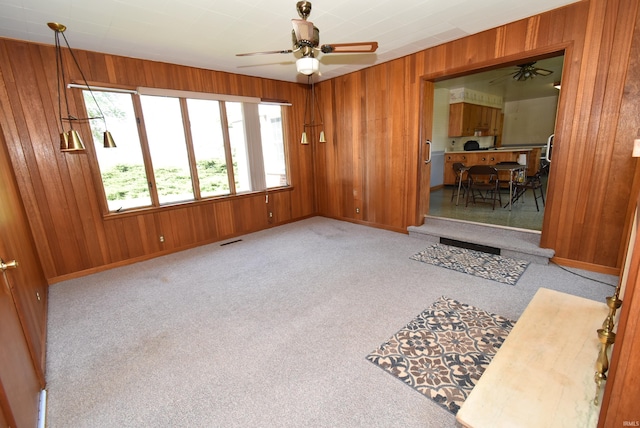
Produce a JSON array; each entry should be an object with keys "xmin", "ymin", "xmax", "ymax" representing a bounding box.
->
[{"xmin": 291, "ymin": 26, "xmax": 320, "ymax": 51}]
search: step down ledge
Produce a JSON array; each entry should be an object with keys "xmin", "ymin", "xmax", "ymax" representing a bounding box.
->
[{"xmin": 408, "ymin": 216, "xmax": 554, "ymax": 265}]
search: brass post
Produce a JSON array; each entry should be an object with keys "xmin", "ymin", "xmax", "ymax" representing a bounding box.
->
[{"xmin": 593, "ymin": 293, "xmax": 622, "ymax": 405}]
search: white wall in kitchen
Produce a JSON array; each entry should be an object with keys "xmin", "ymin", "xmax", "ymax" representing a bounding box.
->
[
  {"xmin": 502, "ymin": 95, "xmax": 558, "ymax": 146},
  {"xmin": 432, "ymin": 88, "xmax": 450, "ymax": 152}
]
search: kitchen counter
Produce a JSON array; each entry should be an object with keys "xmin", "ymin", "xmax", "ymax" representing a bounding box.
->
[
  {"xmin": 443, "ymin": 147, "xmax": 541, "ymax": 185},
  {"xmin": 445, "ymin": 147, "xmax": 535, "ymax": 154}
]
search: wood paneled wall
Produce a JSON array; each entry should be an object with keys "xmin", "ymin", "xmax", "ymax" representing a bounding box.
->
[
  {"xmin": 0, "ymin": 40, "xmax": 315, "ymax": 282},
  {"xmin": 1, "ymin": 0, "xmax": 640, "ymax": 279},
  {"xmin": 315, "ymin": 0, "xmax": 640, "ymax": 273}
]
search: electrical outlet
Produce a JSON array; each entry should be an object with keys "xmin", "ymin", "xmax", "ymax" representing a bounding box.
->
[
  {"xmin": 269, "ymin": 212, "xmax": 273, "ymax": 218},
  {"xmin": 159, "ymin": 235, "xmax": 165, "ymax": 243},
  {"xmin": 356, "ymin": 208, "xmax": 360, "ymax": 214}
]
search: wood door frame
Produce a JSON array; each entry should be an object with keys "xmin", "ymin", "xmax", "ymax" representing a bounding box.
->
[{"xmin": 414, "ymin": 44, "xmax": 571, "ymax": 233}]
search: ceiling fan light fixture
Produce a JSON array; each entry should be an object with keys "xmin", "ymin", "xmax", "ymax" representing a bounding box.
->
[{"xmin": 296, "ymin": 56, "xmax": 319, "ymax": 75}]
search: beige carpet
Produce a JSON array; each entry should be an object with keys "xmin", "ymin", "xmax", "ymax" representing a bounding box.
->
[{"xmin": 45, "ymin": 216, "xmax": 618, "ymax": 427}]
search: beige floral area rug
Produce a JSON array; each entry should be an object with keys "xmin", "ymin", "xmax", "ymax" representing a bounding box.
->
[
  {"xmin": 366, "ymin": 296, "xmax": 514, "ymax": 415},
  {"xmin": 410, "ymin": 243, "xmax": 529, "ymax": 285}
]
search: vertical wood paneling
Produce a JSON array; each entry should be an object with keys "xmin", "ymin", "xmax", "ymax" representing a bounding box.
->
[
  {"xmin": 213, "ymin": 200, "xmax": 236, "ymax": 238},
  {"xmin": 0, "ymin": 38, "xmax": 314, "ymax": 280},
  {"xmin": 1, "ymin": 0, "xmax": 639, "ymax": 275},
  {"xmin": 386, "ymin": 60, "xmax": 409, "ymax": 228},
  {"xmin": 313, "ymin": 0, "xmax": 639, "ymax": 271},
  {"xmin": 541, "ymin": 0, "xmax": 639, "ymax": 269},
  {"xmin": 405, "ymin": 53, "xmax": 425, "ymax": 226}
]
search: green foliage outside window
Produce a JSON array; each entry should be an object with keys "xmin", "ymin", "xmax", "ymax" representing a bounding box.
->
[{"xmin": 101, "ymin": 159, "xmax": 229, "ymax": 201}]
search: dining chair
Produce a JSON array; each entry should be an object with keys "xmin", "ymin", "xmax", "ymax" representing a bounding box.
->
[
  {"xmin": 496, "ymin": 161, "xmax": 524, "ymax": 192},
  {"xmin": 450, "ymin": 162, "xmax": 467, "ymax": 202},
  {"xmin": 511, "ymin": 171, "xmax": 546, "ymax": 211},
  {"xmin": 465, "ymin": 165, "xmax": 502, "ymax": 210}
]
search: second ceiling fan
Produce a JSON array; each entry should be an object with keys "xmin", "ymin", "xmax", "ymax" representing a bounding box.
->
[
  {"xmin": 236, "ymin": 1, "xmax": 378, "ymax": 76},
  {"xmin": 489, "ymin": 61, "xmax": 554, "ymax": 84}
]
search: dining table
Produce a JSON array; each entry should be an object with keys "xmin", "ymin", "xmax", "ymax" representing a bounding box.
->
[{"xmin": 455, "ymin": 163, "xmax": 527, "ymax": 211}]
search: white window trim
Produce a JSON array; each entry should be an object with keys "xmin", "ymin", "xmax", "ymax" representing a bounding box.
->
[
  {"xmin": 242, "ymin": 103, "xmax": 266, "ymax": 191},
  {"xmin": 137, "ymin": 87, "xmax": 261, "ymax": 104}
]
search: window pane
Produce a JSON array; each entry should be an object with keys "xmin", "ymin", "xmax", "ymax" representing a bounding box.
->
[
  {"xmin": 225, "ymin": 102, "xmax": 251, "ymax": 193},
  {"xmin": 186, "ymin": 99, "xmax": 229, "ymax": 197},
  {"xmin": 83, "ymin": 91, "xmax": 152, "ymax": 212},
  {"xmin": 259, "ymin": 104, "xmax": 287, "ymax": 187},
  {"xmin": 140, "ymin": 95, "xmax": 194, "ymax": 204}
]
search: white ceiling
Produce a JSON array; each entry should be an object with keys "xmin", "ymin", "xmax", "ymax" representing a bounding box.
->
[{"xmin": 0, "ymin": 0, "xmax": 579, "ymax": 84}]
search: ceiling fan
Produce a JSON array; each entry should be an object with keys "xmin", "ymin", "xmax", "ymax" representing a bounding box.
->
[
  {"xmin": 489, "ymin": 61, "xmax": 553, "ymax": 84},
  {"xmin": 511, "ymin": 62, "xmax": 553, "ymax": 81},
  {"xmin": 236, "ymin": 1, "xmax": 379, "ymax": 76}
]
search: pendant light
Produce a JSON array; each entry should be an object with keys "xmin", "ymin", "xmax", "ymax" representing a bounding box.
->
[
  {"xmin": 301, "ymin": 75, "xmax": 326, "ymax": 144},
  {"xmin": 48, "ymin": 22, "xmax": 116, "ymax": 152}
]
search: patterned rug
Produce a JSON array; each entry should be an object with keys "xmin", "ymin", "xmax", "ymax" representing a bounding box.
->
[
  {"xmin": 410, "ymin": 243, "xmax": 529, "ymax": 285},
  {"xmin": 366, "ymin": 296, "xmax": 515, "ymax": 415}
]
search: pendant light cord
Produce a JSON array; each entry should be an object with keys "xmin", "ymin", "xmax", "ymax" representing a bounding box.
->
[
  {"xmin": 53, "ymin": 30, "xmax": 67, "ymax": 132},
  {"xmin": 57, "ymin": 30, "xmax": 109, "ymax": 129}
]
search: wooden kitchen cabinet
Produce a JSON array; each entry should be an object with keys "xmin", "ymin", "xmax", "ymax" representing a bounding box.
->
[
  {"xmin": 443, "ymin": 153, "xmax": 470, "ymax": 184},
  {"xmin": 448, "ymin": 104, "xmax": 466, "ymax": 137},
  {"xmin": 448, "ymin": 103, "xmax": 503, "ymax": 137}
]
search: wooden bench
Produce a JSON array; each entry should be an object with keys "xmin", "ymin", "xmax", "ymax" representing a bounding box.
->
[{"xmin": 456, "ymin": 288, "xmax": 608, "ymax": 428}]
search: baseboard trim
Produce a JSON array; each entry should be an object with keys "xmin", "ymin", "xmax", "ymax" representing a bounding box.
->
[
  {"xmin": 38, "ymin": 389, "xmax": 47, "ymax": 428},
  {"xmin": 551, "ymin": 256, "xmax": 620, "ymax": 276},
  {"xmin": 46, "ymin": 215, "xmax": 316, "ymax": 284}
]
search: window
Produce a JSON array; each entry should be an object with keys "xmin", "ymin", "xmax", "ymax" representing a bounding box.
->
[
  {"xmin": 140, "ymin": 95, "xmax": 194, "ymax": 205},
  {"xmin": 259, "ymin": 104, "xmax": 287, "ymax": 188},
  {"xmin": 82, "ymin": 88, "xmax": 288, "ymax": 213},
  {"xmin": 187, "ymin": 99, "xmax": 230, "ymax": 198},
  {"xmin": 226, "ymin": 102, "xmax": 251, "ymax": 193},
  {"xmin": 82, "ymin": 91, "xmax": 151, "ymax": 212}
]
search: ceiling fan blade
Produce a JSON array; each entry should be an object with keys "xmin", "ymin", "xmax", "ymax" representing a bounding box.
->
[
  {"xmin": 292, "ymin": 19, "xmax": 315, "ymax": 44},
  {"xmin": 236, "ymin": 49, "xmax": 294, "ymax": 57},
  {"xmin": 320, "ymin": 42, "xmax": 379, "ymax": 54},
  {"xmin": 488, "ymin": 72, "xmax": 513, "ymax": 85}
]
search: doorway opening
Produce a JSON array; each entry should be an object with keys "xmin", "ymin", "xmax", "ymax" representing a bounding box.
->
[{"xmin": 426, "ymin": 53, "xmax": 563, "ymax": 231}]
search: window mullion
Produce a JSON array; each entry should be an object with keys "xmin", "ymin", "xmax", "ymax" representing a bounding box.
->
[
  {"xmin": 243, "ymin": 103, "xmax": 266, "ymax": 191},
  {"xmin": 220, "ymin": 101, "xmax": 237, "ymax": 195},
  {"xmin": 132, "ymin": 94, "xmax": 160, "ymax": 207},
  {"xmin": 180, "ymin": 98, "xmax": 201, "ymax": 200}
]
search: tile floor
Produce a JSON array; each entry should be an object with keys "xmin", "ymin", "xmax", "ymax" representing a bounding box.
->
[{"xmin": 428, "ymin": 176, "xmax": 547, "ymax": 231}]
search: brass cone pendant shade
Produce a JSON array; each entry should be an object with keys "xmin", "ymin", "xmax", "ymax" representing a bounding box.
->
[
  {"xmin": 301, "ymin": 131, "xmax": 309, "ymax": 144},
  {"xmin": 59, "ymin": 132, "xmax": 69, "ymax": 151},
  {"xmin": 61, "ymin": 130, "xmax": 85, "ymax": 152},
  {"xmin": 103, "ymin": 131, "xmax": 116, "ymax": 148},
  {"xmin": 319, "ymin": 130, "xmax": 326, "ymax": 143}
]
